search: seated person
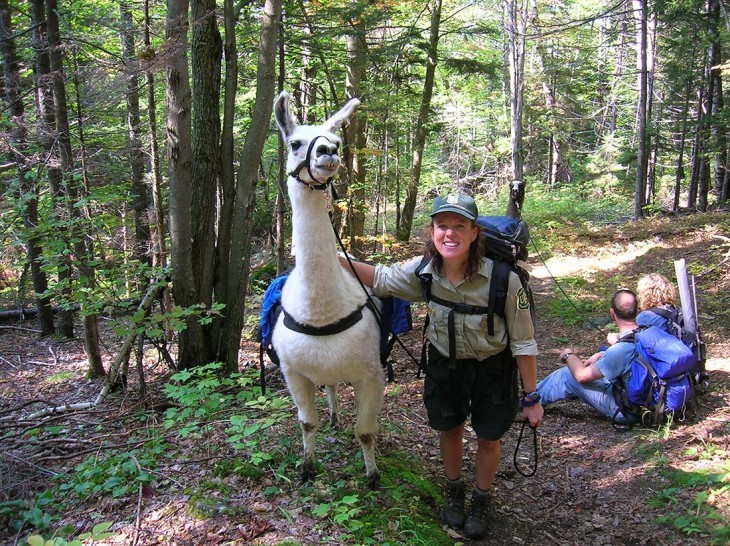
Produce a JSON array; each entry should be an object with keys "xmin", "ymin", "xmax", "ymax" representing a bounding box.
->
[
  {"xmin": 537, "ymin": 289, "xmax": 639, "ymax": 424},
  {"xmin": 605, "ymin": 273, "xmax": 678, "ymax": 345},
  {"xmin": 636, "ymin": 273, "xmax": 679, "ymax": 330}
]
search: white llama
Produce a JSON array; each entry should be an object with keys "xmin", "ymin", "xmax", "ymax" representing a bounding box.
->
[{"xmin": 272, "ymin": 91, "xmax": 384, "ymax": 489}]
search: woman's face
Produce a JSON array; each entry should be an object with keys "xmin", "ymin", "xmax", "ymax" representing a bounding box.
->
[{"xmin": 430, "ymin": 212, "xmax": 479, "ymax": 264}]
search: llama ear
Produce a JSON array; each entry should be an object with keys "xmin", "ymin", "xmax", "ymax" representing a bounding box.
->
[
  {"xmin": 322, "ymin": 98, "xmax": 361, "ymax": 133},
  {"xmin": 274, "ymin": 91, "xmax": 297, "ymax": 138}
]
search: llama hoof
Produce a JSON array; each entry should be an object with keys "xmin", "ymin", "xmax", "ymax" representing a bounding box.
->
[
  {"xmin": 366, "ymin": 472, "xmax": 381, "ymax": 491},
  {"xmin": 300, "ymin": 461, "xmax": 316, "ymax": 484}
]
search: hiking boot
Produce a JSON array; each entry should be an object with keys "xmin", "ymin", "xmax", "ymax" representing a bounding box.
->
[
  {"xmin": 440, "ymin": 480, "xmax": 465, "ymax": 529},
  {"xmin": 464, "ymin": 490, "xmax": 491, "ymax": 540}
]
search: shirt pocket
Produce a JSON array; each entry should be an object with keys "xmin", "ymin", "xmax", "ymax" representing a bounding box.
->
[
  {"xmin": 464, "ymin": 313, "xmax": 490, "ymax": 354},
  {"xmin": 428, "ymin": 303, "xmax": 450, "ymax": 344}
]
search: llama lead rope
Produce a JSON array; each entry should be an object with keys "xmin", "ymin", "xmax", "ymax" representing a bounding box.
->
[{"xmin": 513, "ymin": 420, "xmax": 538, "ymax": 477}]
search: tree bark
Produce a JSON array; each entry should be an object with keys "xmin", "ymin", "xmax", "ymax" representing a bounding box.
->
[
  {"xmin": 632, "ymin": 0, "xmax": 649, "ymax": 219},
  {"xmin": 143, "ymin": 0, "xmax": 167, "ymax": 271},
  {"xmin": 0, "ymin": 0, "xmax": 55, "ymax": 337},
  {"xmin": 120, "ymin": 3, "xmax": 153, "ymax": 271},
  {"xmin": 506, "ymin": 0, "xmax": 528, "ymax": 218},
  {"xmin": 31, "ymin": 0, "xmax": 73, "ymax": 337},
  {"xmin": 345, "ymin": 13, "xmax": 367, "ymax": 256},
  {"xmin": 399, "ymin": 0, "xmax": 442, "ymax": 241},
  {"xmin": 190, "ymin": 0, "xmax": 222, "ymax": 321},
  {"xmin": 46, "ymin": 0, "xmax": 104, "ymax": 376},
  {"xmin": 220, "ymin": 0, "xmax": 281, "ymax": 373},
  {"xmin": 166, "ymin": 0, "xmax": 206, "ymax": 370}
]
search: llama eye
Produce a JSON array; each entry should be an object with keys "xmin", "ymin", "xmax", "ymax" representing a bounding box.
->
[{"xmin": 290, "ymin": 140, "xmax": 303, "ymax": 151}]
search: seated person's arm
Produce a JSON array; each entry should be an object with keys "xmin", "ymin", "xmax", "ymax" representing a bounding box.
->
[{"xmin": 560, "ymin": 349, "xmax": 605, "ymax": 383}]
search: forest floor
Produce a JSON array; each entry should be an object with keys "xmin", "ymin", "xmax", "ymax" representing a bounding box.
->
[{"xmin": 1, "ymin": 211, "xmax": 729, "ymax": 545}]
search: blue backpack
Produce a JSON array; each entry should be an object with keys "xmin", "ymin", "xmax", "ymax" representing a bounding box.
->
[
  {"xmin": 615, "ymin": 326, "xmax": 696, "ymax": 426},
  {"xmin": 257, "ymin": 274, "xmax": 413, "ymax": 388}
]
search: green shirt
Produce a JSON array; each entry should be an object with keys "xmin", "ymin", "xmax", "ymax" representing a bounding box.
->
[{"xmin": 373, "ymin": 256, "xmax": 538, "ymax": 361}]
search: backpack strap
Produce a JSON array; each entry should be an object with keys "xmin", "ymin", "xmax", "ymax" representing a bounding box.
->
[
  {"xmin": 415, "ymin": 256, "xmax": 512, "ymax": 369},
  {"xmin": 488, "ymin": 259, "xmax": 512, "ymax": 336},
  {"xmin": 649, "ymin": 306, "xmax": 673, "ymax": 320}
]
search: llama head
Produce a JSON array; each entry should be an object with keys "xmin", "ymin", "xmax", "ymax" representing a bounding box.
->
[{"xmin": 274, "ymin": 91, "xmax": 360, "ymax": 186}]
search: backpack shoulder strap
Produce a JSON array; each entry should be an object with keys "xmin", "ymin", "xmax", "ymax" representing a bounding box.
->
[
  {"xmin": 487, "ymin": 259, "xmax": 511, "ymax": 336},
  {"xmin": 415, "ymin": 255, "xmax": 432, "ymax": 303},
  {"xmin": 649, "ymin": 306, "xmax": 676, "ymax": 321},
  {"xmin": 616, "ymin": 328, "xmax": 640, "ymax": 345}
]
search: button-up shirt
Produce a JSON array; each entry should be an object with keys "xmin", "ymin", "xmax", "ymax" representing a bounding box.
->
[{"xmin": 373, "ymin": 256, "xmax": 538, "ymax": 362}]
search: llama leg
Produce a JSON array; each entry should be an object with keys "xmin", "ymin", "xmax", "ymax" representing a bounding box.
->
[
  {"xmin": 284, "ymin": 370, "xmax": 319, "ymax": 483},
  {"xmin": 325, "ymin": 384, "xmax": 339, "ymax": 428},
  {"xmin": 353, "ymin": 376, "xmax": 385, "ymax": 490}
]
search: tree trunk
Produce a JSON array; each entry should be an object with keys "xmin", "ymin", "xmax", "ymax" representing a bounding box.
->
[
  {"xmin": 506, "ymin": 0, "xmax": 528, "ymax": 218},
  {"xmin": 31, "ymin": 0, "xmax": 73, "ymax": 337},
  {"xmin": 632, "ymin": 0, "xmax": 649, "ymax": 219},
  {"xmin": 345, "ymin": 17, "xmax": 367, "ymax": 257},
  {"xmin": 398, "ymin": 0, "xmax": 442, "ymax": 241},
  {"xmin": 709, "ymin": 0, "xmax": 726, "ymax": 209},
  {"xmin": 166, "ymin": 0, "xmax": 207, "ymax": 370},
  {"xmin": 120, "ymin": 3, "xmax": 153, "ymax": 271},
  {"xmin": 143, "ymin": 0, "xmax": 167, "ymax": 271},
  {"xmin": 219, "ymin": 0, "xmax": 282, "ymax": 373},
  {"xmin": 276, "ymin": 10, "xmax": 287, "ymax": 274},
  {"xmin": 190, "ymin": 0, "xmax": 222, "ymax": 320},
  {"xmin": 216, "ymin": 0, "xmax": 238, "ymax": 322},
  {"xmin": 674, "ymin": 78, "xmax": 692, "ymax": 212},
  {"xmin": 46, "ymin": 0, "xmax": 104, "ymax": 377},
  {"xmin": 0, "ymin": 0, "xmax": 54, "ymax": 337}
]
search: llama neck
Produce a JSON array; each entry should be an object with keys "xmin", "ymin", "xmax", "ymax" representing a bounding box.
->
[{"xmin": 288, "ymin": 180, "xmax": 340, "ymax": 282}]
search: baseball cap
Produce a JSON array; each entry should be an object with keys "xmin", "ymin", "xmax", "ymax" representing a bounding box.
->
[{"xmin": 430, "ymin": 193, "xmax": 478, "ymax": 221}]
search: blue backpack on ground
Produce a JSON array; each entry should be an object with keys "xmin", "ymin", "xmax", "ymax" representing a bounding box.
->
[
  {"xmin": 614, "ymin": 325, "xmax": 696, "ymax": 427},
  {"xmin": 257, "ymin": 274, "xmax": 413, "ymax": 388}
]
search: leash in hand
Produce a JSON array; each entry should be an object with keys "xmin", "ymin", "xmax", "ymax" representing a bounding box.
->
[{"xmin": 513, "ymin": 420, "xmax": 539, "ymax": 477}]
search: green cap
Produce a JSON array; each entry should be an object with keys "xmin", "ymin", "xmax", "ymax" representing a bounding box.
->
[{"xmin": 430, "ymin": 193, "xmax": 478, "ymax": 221}]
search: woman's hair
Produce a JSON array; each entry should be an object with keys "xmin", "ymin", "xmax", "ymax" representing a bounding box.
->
[
  {"xmin": 637, "ymin": 273, "xmax": 677, "ymax": 310},
  {"xmin": 422, "ymin": 221, "xmax": 485, "ymax": 279}
]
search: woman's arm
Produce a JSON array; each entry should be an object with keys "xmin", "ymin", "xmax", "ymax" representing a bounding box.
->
[{"xmin": 338, "ymin": 256, "xmax": 376, "ymax": 288}]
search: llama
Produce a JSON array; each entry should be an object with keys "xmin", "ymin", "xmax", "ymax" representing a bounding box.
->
[{"xmin": 271, "ymin": 91, "xmax": 384, "ymax": 489}]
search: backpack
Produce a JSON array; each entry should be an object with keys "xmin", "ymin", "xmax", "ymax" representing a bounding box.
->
[
  {"xmin": 256, "ymin": 274, "xmax": 413, "ymax": 389},
  {"xmin": 415, "ymin": 215, "xmax": 534, "ymax": 369},
  {"xmin": 648, "ymin": 305, "xmax": 708, "ymax": 390},
  {"xmin": 614, "ymin": 325, "xmax": 696, "ymax": 427}
]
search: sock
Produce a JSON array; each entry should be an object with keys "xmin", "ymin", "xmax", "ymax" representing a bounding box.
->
[
  {"xmin": 474, "ymin": 486, "xmax": 491, "ymax": 498},
  {"xmin": 446, "ymin": 477, "xmax": 462, "ymax": 486}
]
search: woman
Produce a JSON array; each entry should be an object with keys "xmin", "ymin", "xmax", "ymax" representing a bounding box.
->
[
  {"xmin": 340, "ymin": 193, "xmax": 542, "ymax": 541},
  {"xmin": 636, "ymin": 273, "xmax": 679, "ymax": 331}
]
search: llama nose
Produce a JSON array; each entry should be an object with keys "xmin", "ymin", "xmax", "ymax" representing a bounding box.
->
[{"xmin": 316, "ymin": 144, "xmax": 338, "ymax": 157}]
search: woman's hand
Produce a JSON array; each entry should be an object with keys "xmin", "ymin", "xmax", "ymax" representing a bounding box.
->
[{"xmin": 522, "ymin": 403, "xmax": 544, "ymax": 428}]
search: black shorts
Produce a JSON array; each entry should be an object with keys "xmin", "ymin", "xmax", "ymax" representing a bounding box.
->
[{"xmin": 422, "ymin": 343, "xmax": 518, "ymax": 441}]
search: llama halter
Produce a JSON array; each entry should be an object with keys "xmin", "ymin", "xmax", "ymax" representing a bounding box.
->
[{"xmin": 287, "ymin": 135, "xmax": 338, "ymax": 191}]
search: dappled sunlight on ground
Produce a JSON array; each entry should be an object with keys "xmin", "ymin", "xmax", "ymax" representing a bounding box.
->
[{"xmin": 531, "ymin": 240, "xmax": 661, "ymax": 280}]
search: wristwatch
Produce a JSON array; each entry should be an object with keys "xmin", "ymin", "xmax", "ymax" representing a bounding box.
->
[
  {"xmin": 560, "ymin": 352, "xmax": 574, "ymax": 364},
  {"xmin": 520, "ymin": 390, "xmax": 541, "ymax": 407}
]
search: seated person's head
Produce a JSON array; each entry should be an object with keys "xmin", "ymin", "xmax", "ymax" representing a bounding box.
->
[
  {"xmin": 636, "ymin": 273, "xmax": 676, "ymax": 310},
  {"xmin": 611, "ymin": 289, "xmax": 638, "ymax": 322}
]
